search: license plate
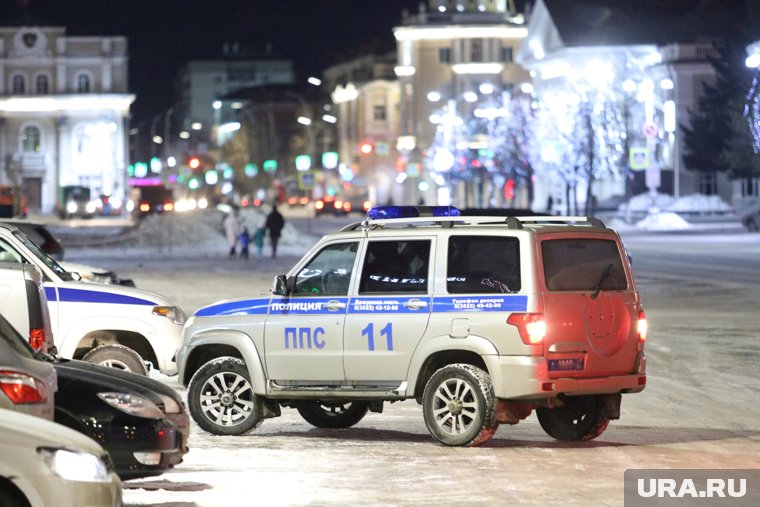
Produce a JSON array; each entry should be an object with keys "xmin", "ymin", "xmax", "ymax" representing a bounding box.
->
[{"xmin": 548, "ymin": 358, "xmax": 585, "ymax": 371}]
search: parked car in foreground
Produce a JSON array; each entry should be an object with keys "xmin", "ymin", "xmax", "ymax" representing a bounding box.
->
[
  {"xmin": 51, "ymin": 357, "xmax": 190, "ymax": 480},
  {"xmin": 0, "ymin": 221, "xmax": 185, "ymax": 376},
  {"xmin": 0, "ymin": 408, "xmax": 122, "ymax": 507},
  {"xmin": 0, "ymin": 313, "xmax": 56, "ymax": 421}
]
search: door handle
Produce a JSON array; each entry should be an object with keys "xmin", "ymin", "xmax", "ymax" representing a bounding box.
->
[
  {"xmin": 325, "ymin": 300, "xmax": 347, "ymax": 311},
  {"xmin": 403, "ymin": 299, "xmax": 428, "ymax": 310}
]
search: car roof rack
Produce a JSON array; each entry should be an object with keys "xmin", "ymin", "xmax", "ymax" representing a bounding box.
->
[{"xmin": 340, "ymin": 215, "xmax": 606, "ymax": 231}]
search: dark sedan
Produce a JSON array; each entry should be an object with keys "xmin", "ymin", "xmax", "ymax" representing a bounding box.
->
[{"xmin": 49, "ymin": 357, "xmax": 190, "ymax": 480}]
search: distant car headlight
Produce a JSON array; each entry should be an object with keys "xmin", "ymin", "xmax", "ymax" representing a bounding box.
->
[
  {"xmin": 97, "ymin": 392, "xmax": 164, "ymax": 419},
  {"xmin": 37, "ymin": 447, "xmax": 110, "ymax": 482},
  {"xmin": 152, "ymin": 305, "xmax": 186, "ymax": 325},
  {"xmin": 157, "ymin": 393, "xmax": 183, "ymax": 414},
  {"xmin": 86, "ymin": 200, "xmax": 98, "ymax": 214},
  {"xmin": 66, "ymin": 201, "xmax": 78, "ymax": 214}
]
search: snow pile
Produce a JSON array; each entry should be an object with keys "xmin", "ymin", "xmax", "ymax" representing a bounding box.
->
[
  {"xmin": 619, "ymin": 192, "xmax": 732, "ymax": 214},
  {"xmin": 665, "ymin": 193, "xmax": 733, "ymax": 213},
  {"xmin": 635, "ymin": 212, "xmax": 690, "ymax": 230},
  {"xmin": 128, "ymin": 208, "xmax": 316, "ymax": 251},
  {"xmin": 619, "ymin": 192, "xmax": 675, "ymax": 212}
]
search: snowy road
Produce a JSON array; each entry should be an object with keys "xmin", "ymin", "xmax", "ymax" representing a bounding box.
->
[{"xmin": 66, "ymin": 226, "xmax": 760, "ymax": 507}]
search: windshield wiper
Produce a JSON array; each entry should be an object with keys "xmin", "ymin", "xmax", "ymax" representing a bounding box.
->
[{"xmin": 591, "ymin": 263, "xmax": 613, "ymax": 300}]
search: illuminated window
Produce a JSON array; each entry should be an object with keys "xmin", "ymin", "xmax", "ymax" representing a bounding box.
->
[
  {"xmin": 36, "ymin": 74, "xmax": 49, "ymax": 94},
  {"xmin": 22, "ymin": 126, "xmax": 41, "ymax": 152},
  {"xmin": 12, "ymin": 75, "xmax": 25, "ymax": 94}
]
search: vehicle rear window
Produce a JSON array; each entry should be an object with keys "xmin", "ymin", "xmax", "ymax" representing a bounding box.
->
[
  {"xmin": 542, "ymin": 238, "xmax": 627, "ymax": 291},
  {"xmin": 447, "ymin": 236, "xmax": 521, "ymax": 293}
]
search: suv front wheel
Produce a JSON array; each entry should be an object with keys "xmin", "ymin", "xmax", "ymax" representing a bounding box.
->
[
  {"xmin": 422, "ymin": 364, "xmax": 498, "ymax": 447},
  {"xmin": 536, "ymin": 395, "xmax": 610, "ymax": 441},
  {"xmin": 296, "ymin": 401, "xmax": 369, "ymax": 428},
  {"xmin": 188, "ymin": 357, "xmax": 263, "ymax": 435}
]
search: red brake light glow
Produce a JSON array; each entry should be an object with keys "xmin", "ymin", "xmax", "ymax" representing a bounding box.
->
[
  {"xmin": 637, "ymin": 311, "xmax": 648, "ymax": 342},
  {"xmin": 507, "ymin": 313, "xmax": 546, "ymax": 345},
  {"xmin": 0, "ymin": 371, "xmax": 46, "ymax": 404}
]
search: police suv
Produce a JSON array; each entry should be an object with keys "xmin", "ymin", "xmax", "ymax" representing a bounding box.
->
[
  {"xmin": 178, "ymin": 206, "xmax": 647, "ymax": 446},
  {"xmin": 0, "ymin": 222, "xmax": 184, "ymax": 376}
]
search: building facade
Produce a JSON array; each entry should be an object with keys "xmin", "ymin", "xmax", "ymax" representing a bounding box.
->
[
  {"xmin": 393, "ymin": 0, "xmax": 530, "ymax": 205},
  {"xmin": 0, "ymin": 25, "xmax": 133, "ymax": 214}
]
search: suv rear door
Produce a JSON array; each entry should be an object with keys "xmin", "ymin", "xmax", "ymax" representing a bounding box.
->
[{"xmin": 539, "ymin": 233, "xmax": 640, "ymax": 378}]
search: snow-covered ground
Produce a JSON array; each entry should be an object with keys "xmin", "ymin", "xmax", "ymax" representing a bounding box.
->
[{"xmin": 58, "ymin": 212, "xmax": 760, "ymax": 507}]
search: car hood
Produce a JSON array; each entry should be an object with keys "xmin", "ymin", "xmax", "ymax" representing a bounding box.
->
[
  {"xmin": 54, "ymin": 279, "xmax": 176, "ymax": 307},
  {"xmin": 0, "ymin": 407, "xmax": 105, "ymax": 454},
  {"xmin": 51, "ymin": 357, "xmax": 182, "ymax": 408}
]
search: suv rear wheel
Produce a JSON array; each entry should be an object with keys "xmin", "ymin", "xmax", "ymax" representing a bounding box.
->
[
  {"xmin": 188, "ymin": 357, "xmax": 263, "ymax": 435},
  {"xmin": 536, "ymin": 395, "xmax": 610, "ymax": 441},
  {"xmin": 296, "ymin": 401, "xmax": 369, "ymax": 428},
  {"xmin": 422, "ymin": 364, "xmax": 498, "ymax": 447}
]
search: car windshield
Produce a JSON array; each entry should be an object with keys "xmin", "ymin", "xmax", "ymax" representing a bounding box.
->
[
  {"xmin": 0, "ymin": 314, "xmax": 37, "ymax": 359},
  {"xmin": 12, "ymin": 229, "xmax": 74, "ymax": 281}
]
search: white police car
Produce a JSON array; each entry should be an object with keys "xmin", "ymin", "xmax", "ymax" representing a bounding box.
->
[
  {"xmin": 178, "ymin": 206, "xmax": 646, "ymax": 446},
  {"xmin": 0, "ymin": 222, "xmax": 184, "ymax": 375}
]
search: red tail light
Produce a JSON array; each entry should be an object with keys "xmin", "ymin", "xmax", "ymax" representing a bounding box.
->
[
  {"xmin": 29, "ymin": 328, "xmax": 46, "ymax": 352},
  {"xmin": 163, "ymin": 201, "xmax": 174, "ymax": 212},
  {"xmin": 0, "ymin": 371, "xmax": 47, "ymax": 404},
  {"xmin": 637, "ymin": 311, "xmax": 647, "ymax": 342},
  {"xmin": 507, "ymin": 313, "xmax": 547, "ymax": 345}
]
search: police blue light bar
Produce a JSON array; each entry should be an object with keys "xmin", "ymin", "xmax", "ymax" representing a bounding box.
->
[{"xmin": 367, "ymin": 206, "xmax": 461, "ymax": 220}]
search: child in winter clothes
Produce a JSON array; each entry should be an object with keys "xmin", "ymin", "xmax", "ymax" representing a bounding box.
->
[{"xmin": 239, "ymin": 226, "xmax": 250, "ymax": 259}]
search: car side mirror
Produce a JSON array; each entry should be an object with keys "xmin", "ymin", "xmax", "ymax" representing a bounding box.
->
[{"xmin": 272, "ymin": 275, "xmax": 290, "ymax": 296}]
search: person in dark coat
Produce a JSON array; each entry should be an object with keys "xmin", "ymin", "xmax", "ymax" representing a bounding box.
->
[{"xmin": 265, "ymin": 204, "xmax": 285, "ymax": 258}]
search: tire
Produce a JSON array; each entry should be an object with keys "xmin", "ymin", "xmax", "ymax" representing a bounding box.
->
[
  {"xmin": 536, "ymin": 395, "xmax": 610, "ymax": 441},
  {"xmin": 422, "ymin": 364, "xmax": 498, "ymax": 447},
  {"xmin": 82, "ymin": 344, "xmax": 148, "ymax": 375},
  {"xmin": 188, "ymin": 357, "xmax": 263, "ymax": 436},
  {"xmin": 296, "ymin": 401, "xmax": 369, "ymax": 429},
  {"xmin": 0, "ymin": 485, "xmax": 30, "ymax": 507}
]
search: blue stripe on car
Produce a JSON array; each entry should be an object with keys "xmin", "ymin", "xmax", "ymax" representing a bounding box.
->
[
  {"xmin": 195, "ymin": 298, "xmax": 271, "ymax": 317},
  {"xmin": 45, "ymin": 286, "xmax": 155, "ymax": 305}
]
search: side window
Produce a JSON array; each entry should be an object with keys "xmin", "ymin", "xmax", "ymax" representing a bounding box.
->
[
  {"xmin": 359, "ymin": 240, "xmax": 430, "ymax": 294},
  {"xmin": 0, "ymin": 238, "xmax": 23, "ymax": 263},
  {"xmin": 293, "ymin": 242, "xmax": 358, "ymax": 296},
  {"xmin": 447, "ymin": 236, "xmax": 521, "ymax": 294}
]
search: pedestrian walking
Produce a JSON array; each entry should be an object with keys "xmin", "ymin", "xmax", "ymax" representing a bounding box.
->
[
  {"xmin": 265, "ymin": 204, "xmax": 285, "ymax": 258},
  {"xmin": 253, "ymin": 217, "xmax": 266, "ymax": 257},
  {"xmin": 223, "ymin": 206, "xmax": 241, "ymax": 259},
  {"xmin": 239, "ymin": 226, "xmax": 250, "ymax": 259}
]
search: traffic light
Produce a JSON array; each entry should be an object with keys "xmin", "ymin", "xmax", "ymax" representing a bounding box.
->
[
  {"xmin": 188, "ymin": 156, "xmax": 201, "ymax": 170},
  {"xmin": 359, "ymin": 142, "xmax": 373, "ymax": 155}
]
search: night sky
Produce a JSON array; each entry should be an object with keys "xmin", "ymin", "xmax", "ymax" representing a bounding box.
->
[{"xmin": 0, "ymin": 0, "xmax": 422, "ymax": 121}]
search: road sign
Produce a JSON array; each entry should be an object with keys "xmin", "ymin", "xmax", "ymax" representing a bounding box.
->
[
  {"xmin": 642, "ymin": 123, "xmax": 658, "ymax": 139},
  {"xmin": 629, "ymin": 147, "xmax": 649, "ymax": 171},
  {"xmin": 298, "ymin": 171, "xmax": 316, "ymax": 190}
]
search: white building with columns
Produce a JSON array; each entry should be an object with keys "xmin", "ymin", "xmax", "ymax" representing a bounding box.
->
[{"xmin": 0, "ymin": 25, "xmax": 133, "ymax": 214}]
